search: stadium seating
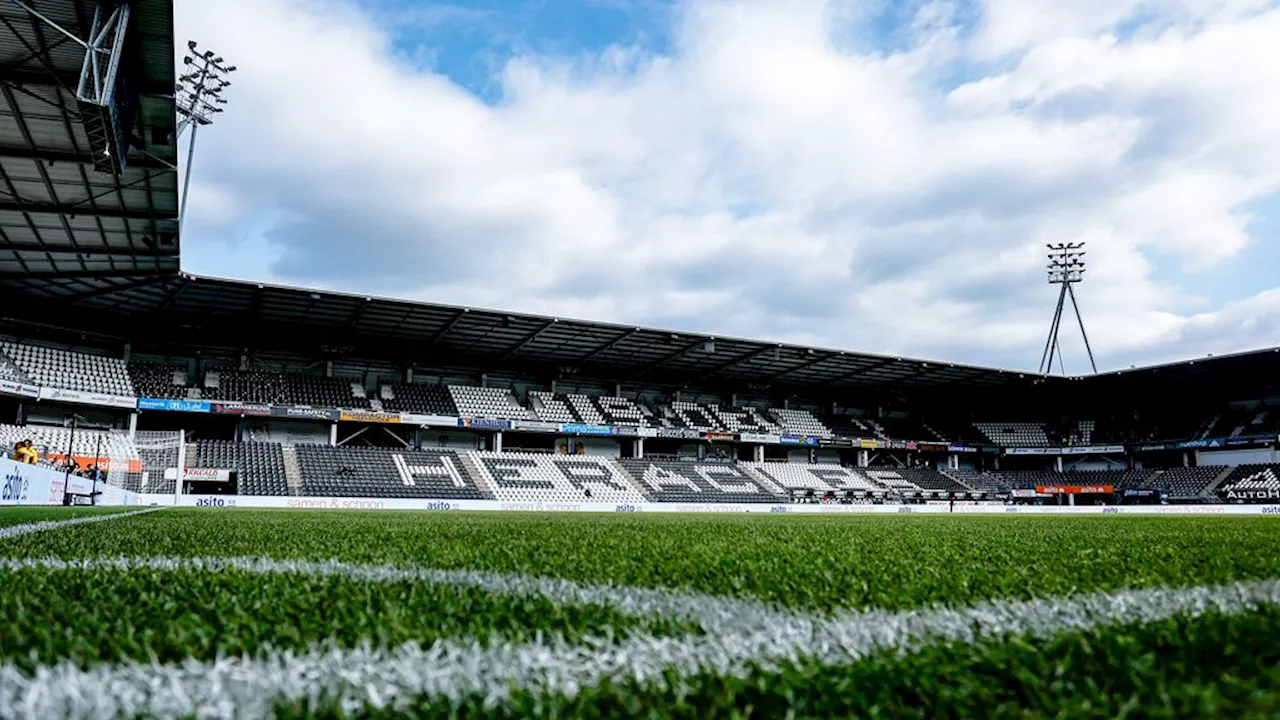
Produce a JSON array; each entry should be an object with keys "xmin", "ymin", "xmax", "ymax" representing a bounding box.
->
[
  {"xmin": 617, "ymin": 459, "xmax": 782, "ymax": 503},
  {"xmin": 296, "ymin": 445, "xmax": 486, "ymax": 499},
  {"xmin": 474, "ymin": 453, "xmax": 646, "ymax": 504},
  {"xmin": 1215, "ymin": 465, "xmax": 1280, "ymax": 501},
  {"xmin": 883, "ymin": 468, "xmax": 972, "ymax": 493},
  {"xmin": 974, "ymin": 423, "xmax": 1051, "ymax": 447},
  {"xmin": 747, "ymin": 462, "xmax": 885, "ymax": 494},
  {"xmin": 448, "ymin": 386, "xmax": 533, "ymax": 420},
  {"xmin": 0, "ymin": 423, "xmax": 137, "ymax": 463},
  {"xmin": 1, "ymin": 342, "xmax": 133, "ymax": 396},
  {"xmin": 192, "ymin": 440, "xmax": 290, "ymax": 496},
  {"xmin": 1149, "ymin": 466, "xmax": 1226, "ymax": 498},
  {"xmin": 379, "ymin": 382, "xmax": 459, "ymax": 415},
  {"xmin": 592, "ymin": 395, "xmax": 661, "ymax": 427},
  {"xmin": 0, "ymin": 350, "xmax": 29, "ymax": 384},
  {"xmin": 768, "ymin": 408, "xmax": 833, "ymax": 437},
  {"xmin": 128, "ymin": 363, "xmax": 193, "ymax": 399},
  {"xmin": 203, "ymin": 369, "xmax": 369, "ymax": 408}
]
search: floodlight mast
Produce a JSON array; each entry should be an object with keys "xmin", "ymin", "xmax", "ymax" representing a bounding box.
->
[
  {"xmin": 176, "ymin": 41, "xmax": 235, "ymax": 238},
  {"xmin": 1038, "ymin": 242, "xmax": 1098, "ymax": 375}
]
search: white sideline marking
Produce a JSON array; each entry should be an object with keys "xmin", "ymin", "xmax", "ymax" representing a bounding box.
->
[
  {"xmin": 0, "ymin": 557, "xmax": 1276, "ymax": 720},
  {"xmin": 0, "ymin": 555, "xmax": 789, "ymax": 632},
  {"xmin": 0, "ymin": 507, "xmax": 162, "ymax": 541}
]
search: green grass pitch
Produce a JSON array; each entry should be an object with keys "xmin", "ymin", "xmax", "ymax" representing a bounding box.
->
[{"xmin": 1, "ymin": 508, "xmax": 1278, "ymax": 718}]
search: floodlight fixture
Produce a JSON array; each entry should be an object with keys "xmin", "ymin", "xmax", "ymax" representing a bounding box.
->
[
  {"xmin": 176, "ymin": 40, "xmax": 236, "ymax": 239},
  {"xmin": 1038, "ymin": 242, "xmax": 1097, "ymax": 375}
]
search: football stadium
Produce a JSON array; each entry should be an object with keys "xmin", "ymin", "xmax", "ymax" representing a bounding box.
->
[{"xmin": 1, "ymin": 1, "xmax": 1278, "ymax": 718}]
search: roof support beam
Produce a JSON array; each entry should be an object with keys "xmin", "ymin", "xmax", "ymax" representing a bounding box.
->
[
  {"xmin": 430, "ymin": 308, "xmax": 468, "ymax": 344},
  {"xmin": 576, "ymin": 327, "xmax": 641, "ymax": 364},
  {"xmin": 0, "ymin": 64, "xmax": 172, "ymax": 97},
  {"xmin": 2, "ymin": 267, "xmax": 173, "ymax": 279},
  {"xmin": 66, "ymin": 274, "xmax": 174, "ymax": 302},
  {"xmin": 0, "ymin": 199, "xmax": 175, "ymax": 220},
  {"xmin": 701, "ymin": 345, "xmax": 780, "ymax": 377},
  {"xmin": 818, "ymin": 358, "xmax": 898, "ymax": 387},
  {"xmin": 0, "ymin": 144, "xmax": 170, "ymax": 171},
  {"xmin": 767, "ymin": 352, "xmax": 841, "ymax": 381},
  {"xmin": 636, "ymin": 337, "xmax": 712, "ymax": 375},
  {"xmin": 0, "ymin": 241, "xmax": 174, "ymax": 257},
  {"xmin": 500, "ymin": 319, "xmax": 557, "ymax": 361}
]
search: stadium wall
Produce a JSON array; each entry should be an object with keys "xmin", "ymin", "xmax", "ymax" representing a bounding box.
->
[
  {"xmin": 0, "ymin": 457, "xmax": 145, "ymax": 506},
  {"xmin": 170, "ymin": 494, "xmax": 1280, "ymax": 515}
]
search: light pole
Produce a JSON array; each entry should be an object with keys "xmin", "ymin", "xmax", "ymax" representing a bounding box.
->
[
  {"xmin": 1038, "ymin": 243, "xmax": 1097, "ymax": 375},
  {"xmin": 176, "ymin": 41, "xmax": 236, "ymax": 238}
]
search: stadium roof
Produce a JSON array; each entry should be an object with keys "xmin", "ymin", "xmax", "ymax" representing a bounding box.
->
[
  {"xmin": 0, "ymin": 0, "xmax": 179, "ymax": 299},
  {"xmin": 1, "ymin": 1, "xmax": 1276, "ymax": 399},
  {"xmin": 13, "ymin": 272, "xmax": 1044, "ymax": 392}
]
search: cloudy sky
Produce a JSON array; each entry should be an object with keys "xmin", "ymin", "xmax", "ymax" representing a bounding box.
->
[{"xmin": 174, "ymin": 0, "xmax": 1280, "ymax": 373}]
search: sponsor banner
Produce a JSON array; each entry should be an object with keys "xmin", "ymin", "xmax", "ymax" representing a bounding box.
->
[
  {"xmin": 1009, "ymin": 488, "xmax": 1041, "ymax": 498},
  {"xmin": 739, "ymin": 432, "xmax": 780, "ymax": 444},
  {"xmin": 337, "ymin": 409, "xmax": 397, "ymax": 423},
  {"xmin": 1123, "ymin": 488, "xmax": 1163, "ymax": 498},
  {"xmin": 282, "ymin": 406, "xmax": 344, "ymax": 422},
  {"xmin": 458, "ymin": 418, "xmax": 513, "ymax": 431},
  {"xmin": 659, "ymin": 428, "xmax": 703, "ymax": 440},
  {"xmin": 137, "ymin": 397, "xmax": 211, "ymax": 413},
  {"xmin": 0, "ymin": 379, "xmax": 40, "ymax": 398},
  {"xmin": 817, "ymin": 437, "xmax": 853, "ymax": 448},
  {"xmin": 511, "ymin": 420, "xmax": 563, "ymax": 433},
  {"xmin": 183, "ymin": 468, "xmax": 232, "ymax": 482},
  {"xmin": 1005, "ymin": 447, "xmax": 1053, "ymax": 456},
  {"xmin": 37, "ymin": 386, "xmax": 136, "ymax": 409},
  {"xmin": 1035, "ymin": 484, "xmax": 1115, "ymax": 495},
  {"xmin": 167, "ymin": 491, "xmax": 1280, "ymax": 515},
  {"xmin": 1, "ymin": 456, "xmax": 144, "ymax": 506},
  {"xmin": 398, "ymin": 413, "xmax": 462, "ymax": 427},
  {"xmin": 702, "ymin": 431, "xmax": 736, "ymax": 442},
  {"xmin": 858, "ymin": 439, "xmax": 878, "ymax": 449},
  {"xmin": 1225, "ymin": 434, "xmax": 1278, "ymax": 447},
  {"xmin": 917, "ymin": 442, "xmax": 949, "ymax": 452},
  {"xmin": 609, "ymin": 425, "xmax": 640, "ymax": 437},
  {"xmin": 948, "ymin": 444, "xmax": 978, "ymax": 453},
  {"xmin": 560, "ymin": 423, "xmax": 612, "ymax": 436},
  {"xmin": 210, "ymin": 402, "xmax": 272, "ymax": 417},
  {"xmin": 1222, "ymin": 487, "xmax": 1280, "ymax": 502},
  {"xmin": 779, "ymin": 434, "xmax": 820, "ymax": 446},
  {"xmin": 1060, "ymin": 445, "xmax": 1126, "ymax": 455},
  {"xmin": 637, "ymin": 427, "xmax": 659, "ymax": 438}
]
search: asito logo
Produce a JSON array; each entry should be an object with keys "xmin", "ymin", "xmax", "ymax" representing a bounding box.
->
[
  {"xmin": 614, "ymin": 504, "xmax": 639, "ymax": 513},
  {"xmin": 195, "ymin": 497, "xmax": 235, "ymax": 508},
  {"xmin": 1, "ymin": 471, "xmax": 28, "ymax": 502}
]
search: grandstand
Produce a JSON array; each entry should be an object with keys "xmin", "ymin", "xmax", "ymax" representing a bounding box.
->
[{"xmin": 0, "ymin": 0, "xmax": 1278, "ymax": 510}]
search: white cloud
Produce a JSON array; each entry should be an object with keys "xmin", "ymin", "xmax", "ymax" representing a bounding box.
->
[{"xmin": 176, "ymin": 0, "xmax": 1280, "ymax": 371}]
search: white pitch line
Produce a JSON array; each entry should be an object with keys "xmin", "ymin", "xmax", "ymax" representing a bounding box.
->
[
  {"xmin": 0, "ymin": 560, "xmax": 1276, "ymax": 719},
  {"xmin": 0, "ymin": 507, "xmax": 162, "ymax": 541},
  {"xmin": 0, "ymin": 555, "xmax": 791, "ymax": 632}
]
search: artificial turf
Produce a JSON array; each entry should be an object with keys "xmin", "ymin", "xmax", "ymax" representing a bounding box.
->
[
  {"xmin": 0, "ymin": 505, "xmax": 137, "ymax": 528},
  {"xmin": 1, "ymin": 507, "xmax": 1278, "ymax": 718}
]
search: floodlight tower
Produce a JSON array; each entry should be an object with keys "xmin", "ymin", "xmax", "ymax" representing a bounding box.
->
[
  {"xmin": 176, "ymin": 41, "xmax": 235, "ymax": 237},
  {"xmin": 1038, "ymin": 242, "xmax": 1098, "ymax": 375}
]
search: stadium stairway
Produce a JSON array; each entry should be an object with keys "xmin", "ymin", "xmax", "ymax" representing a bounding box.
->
[
  {"xmin": 940, "ymin": 469, "xmax": 978, "ymax": 492},
  {"xmin": 281, "ymin": 445, "xmax": 303, "ymax": 496},
  {"xmin": 605, "ymin": 458, "xmax": 656, "ymax": 501},
  {"xmin": 458, "ymin": 453, "xmax": 497, "ymax": 497},
  {"xmin": 1199, "ymin": 466, "xmax": 1239, "ymax": 499}
]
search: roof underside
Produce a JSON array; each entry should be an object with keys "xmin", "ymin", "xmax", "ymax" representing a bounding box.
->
[
  {"xmin": 10, "ymin": 273, "xmax": 1036, "ymax": 392},
  {"xmin": 0, "ymin": 0, "xmax": 178, "ymax": 299}
]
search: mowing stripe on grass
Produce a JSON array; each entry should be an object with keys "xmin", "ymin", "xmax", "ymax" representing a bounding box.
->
[
  {"xmin": 1, "ymin": 576, "xmax": 1277, "ymax": 719},
  {"xmin": 0, "ymin": 555, "xmax": 788, "ymax": 632},
  {"xmin": 0, "ymin": 507, "xmax": 161, "ymax": 542}
]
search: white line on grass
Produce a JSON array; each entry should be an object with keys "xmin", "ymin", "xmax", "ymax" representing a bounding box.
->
[
  {"xmin": 0, "ymin": 566, "xmax": 1277, "ymax": 719},
  {"xmin": 0, "ymin": 507, "xmax": 162, "ymax": 541},
  {"xmin": 0, "ymin": 555, "xmax": 790, "ymax": 632}
]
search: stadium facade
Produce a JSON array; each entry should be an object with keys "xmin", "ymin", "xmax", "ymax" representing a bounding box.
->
[{"xmin": 1, "ymin": 0, "xmax": 1279, "ymax": 511}]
